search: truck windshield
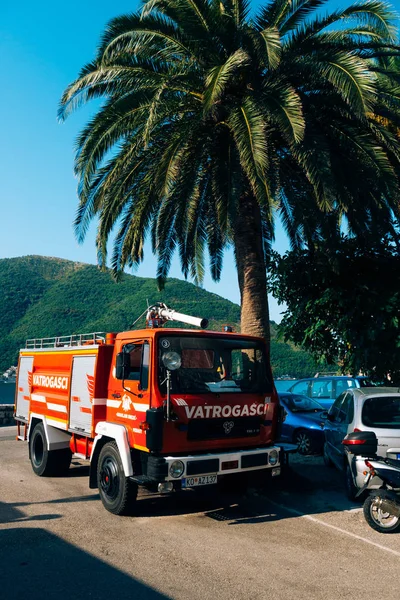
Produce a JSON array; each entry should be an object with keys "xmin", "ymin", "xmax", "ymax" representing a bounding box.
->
[{"xmin": 158, "ymin": 335, "xmax": 271, "ymax": 394}]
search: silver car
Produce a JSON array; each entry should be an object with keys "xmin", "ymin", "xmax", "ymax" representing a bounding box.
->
[{"xmin": 323, "ymin": 387, "xmax": 400, "ymax": 500}]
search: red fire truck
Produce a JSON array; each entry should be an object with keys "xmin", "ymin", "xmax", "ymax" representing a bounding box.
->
[{"xmin": 15, "ymin": 303, "xmax": 282, "ymax": 514}]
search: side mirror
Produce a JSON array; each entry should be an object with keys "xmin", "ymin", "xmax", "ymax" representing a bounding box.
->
[
  {"xmin": 116, "ymin": 352, "xmax": 130, "ymax": 379},
  {"xmin": 326, "ymin": 412, "xmax": 335, "ymax": 422},
  {"xmin": 320, "ymin": 410, "xmax": 328, "ymax": 419}
]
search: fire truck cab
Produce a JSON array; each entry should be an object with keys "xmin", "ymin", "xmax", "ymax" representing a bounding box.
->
[{"xmin": 15, "ymin": 304, "xmax": 282, "ymax": 515}]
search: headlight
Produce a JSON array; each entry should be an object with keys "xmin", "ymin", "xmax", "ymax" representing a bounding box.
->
[
  {"xmin": 169, "ymin": 460, "xmax": 185, "ymax": 478},
  {"xmin": 269, "ymin": 450, "xmax": 279, "ymax": 466},
  {"xmin": 162, "ymin": 351, "xmax": 182, "ymax": 371}
]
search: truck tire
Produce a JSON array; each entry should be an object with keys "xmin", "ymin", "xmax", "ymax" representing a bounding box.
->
[
  {"xmin": 97, "ymin": 442, "xmax": 138, "ymax": 515},
  {"xmin": 30, "ymin": 422, "xmax": 72, "ymax": 477}
]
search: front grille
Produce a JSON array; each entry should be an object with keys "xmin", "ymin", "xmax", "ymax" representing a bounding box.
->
[{"xmin": 187, "ymin": 417, "xmax": 260, "ymax": 441}]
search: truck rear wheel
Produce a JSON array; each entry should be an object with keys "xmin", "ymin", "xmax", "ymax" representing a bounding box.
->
[
  {"xmin": 30, "ymin": 422, "xmax": 72, "ymax": 477},
  {"xmin": 97, "ymin": 442, "xmax": 138, "ymax": 515}
]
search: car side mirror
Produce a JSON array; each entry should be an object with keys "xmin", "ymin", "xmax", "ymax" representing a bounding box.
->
[
  {"xmin": 321, "ymin": 411, "xmax": 328, "ymax": 419},
  {"xmin": 326, "ymin": 413, "xmax": 335, "ymax": 422}
]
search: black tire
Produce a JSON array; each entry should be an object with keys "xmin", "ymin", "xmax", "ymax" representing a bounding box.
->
[
  {"xmin": 294, "ymin": 429, "xmax": 315, "ymax": 455},
  {"xmin": 363, "ymin": 492, "xmax": 400, "ymax": 533},
  {"xmin": 97, "ymin": 442, "xmax": 138, "ymax": 515},
  {"xmin": 323, "ymin": 443, "xmax": 334, "ymax": 468},
  {"xmin": 30, "ymin": 422, "xmax": 72, "ymax": 477},
  {"xmin": 345, "ymin": 463, "xmax": 359, "ymax": 501}
]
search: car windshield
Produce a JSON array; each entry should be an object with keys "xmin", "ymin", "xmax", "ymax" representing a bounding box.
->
[
  {"xmin": 158, "ymin": 335, "xmax": 271, "ymax": 394},
  {"xmin": 362, "ymin": 396, "xmax": 400, "ymax": 429},
  {"xmin": 282, "ymin": 394, "xmax": 324, "ymax": 413}
]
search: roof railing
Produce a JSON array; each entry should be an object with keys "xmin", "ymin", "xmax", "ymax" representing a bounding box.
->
[
  {"xmin": 25, "ymin": 332, "xmax": 106, "ymax": 349},
  {"xmin": 314, "ymin": 372, "xmax": 341, "ymax": 377}
]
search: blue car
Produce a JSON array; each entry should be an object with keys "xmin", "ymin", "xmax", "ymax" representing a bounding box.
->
[{"xmin": 278, "ymin": 392, "xmax": 327, "ymax": 455}]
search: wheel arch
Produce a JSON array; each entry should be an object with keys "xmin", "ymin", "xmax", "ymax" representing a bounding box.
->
[
  {"xmin": 292, "ymin": 427, "xmax": 309, "ymax": 442},
  {"xmin": 89, "ymin": 422, "xmax": 133, "ymax": 489},
  {"xmin": 28, "ymin": 414, "xmax": 70, "ymax": 455}
]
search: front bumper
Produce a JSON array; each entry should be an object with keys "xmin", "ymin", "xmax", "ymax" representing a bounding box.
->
[{"xmin": 144, "ymin": 446, "xmax": 281, "ymax": 482}]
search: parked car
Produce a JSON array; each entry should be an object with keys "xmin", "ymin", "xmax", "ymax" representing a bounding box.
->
[
  {"xmin": 287, "ymin": 376, "xmax": 376, "ymax": 409},
  {"xmin": 278, "ymin": 392, "xmax": 327, "ymax": 455},
  {"xmin": 323, "ymin": 387, "xmax": 400, "ymax": 500}
]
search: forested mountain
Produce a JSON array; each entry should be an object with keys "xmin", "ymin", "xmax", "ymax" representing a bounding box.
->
[{"xmin": 0, "ymin": 256, "xmax": 319, "ymax": 377}]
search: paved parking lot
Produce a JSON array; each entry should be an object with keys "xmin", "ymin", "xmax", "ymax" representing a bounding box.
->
[{"xmin": 1, "ymin": 430, "xmax": 399, "ymax": 600}]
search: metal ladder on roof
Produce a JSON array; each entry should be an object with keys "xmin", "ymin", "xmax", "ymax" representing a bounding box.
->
[{"xmin": 25, "ymin": 332, "xmax": 106, "ymax": 349}]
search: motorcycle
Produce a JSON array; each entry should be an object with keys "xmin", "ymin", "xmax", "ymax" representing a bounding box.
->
[{"xmin": 342, "ymin": 431, "xmax": 400, "ymax": 534}]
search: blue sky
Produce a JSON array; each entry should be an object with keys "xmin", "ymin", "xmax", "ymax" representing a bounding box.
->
[{"xmin": 1, "ymin": 0, "xmax": 397, "ymax": 323}]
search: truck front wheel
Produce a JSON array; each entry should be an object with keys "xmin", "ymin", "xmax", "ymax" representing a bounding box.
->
[
  {"xmin": 97, "ymin": 442, "xmax": 138, "ymax": 515},
  {"xmin": 30, "ymin": 422, "xmax": 72, "ymax": 477}
]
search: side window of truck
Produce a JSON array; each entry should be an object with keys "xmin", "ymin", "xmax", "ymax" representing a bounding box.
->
[
  {"xmin": 124, "ymin": 344, "xmax": 142, "ymax": 380},
  {"xmin": 119, "ymin": 342, "xmax": 150, "ymax": 387}
]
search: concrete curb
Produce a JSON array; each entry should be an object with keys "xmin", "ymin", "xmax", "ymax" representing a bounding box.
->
[{"xmin": 0, "ymin": 404, "xmax": 15, "ymax": 427}]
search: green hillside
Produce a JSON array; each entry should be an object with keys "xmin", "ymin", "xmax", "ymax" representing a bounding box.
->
[{"xmin": 0, "ymin": 256, "xmax": 319, "ymax": 377}]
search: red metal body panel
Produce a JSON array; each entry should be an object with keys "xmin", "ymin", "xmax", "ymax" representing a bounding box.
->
[{"xmin": 21, "ymin": 344, "xmax": 113, "ymax": 436}]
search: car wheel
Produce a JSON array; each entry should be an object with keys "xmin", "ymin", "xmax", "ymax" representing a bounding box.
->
[
  {"xmin": 294, "ymin": 430, "xmax": 314, "ymax": 455},
  {"xmin": 345, "ymin": 463, "xmax": 360, "ymax": 501},
  {"xmin": 323, "ymin": 443, "xmax": 334, "ymax": 468},
  {"xmin": 97, "ymin": 442, "xmax": 138, "ymax": 515}
]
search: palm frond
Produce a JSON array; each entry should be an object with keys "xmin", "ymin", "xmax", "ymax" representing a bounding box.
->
[{"xmin": 203, "ymin": 48, "xmax": 250, "ymax": 113}]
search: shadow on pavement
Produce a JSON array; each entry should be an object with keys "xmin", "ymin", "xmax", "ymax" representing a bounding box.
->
[
  {"xmin": 132, "ymin": 454, "xmax": 359, "ymax": 522},
  {"xmin": 1, "ymin": 453, "xmax": 359, "ymax": 524},
  {"xmin": 200, "ymin": 455, "xmax": 362, "ymax": 525},
  {"xmin": 0, "ymin": 527, "xmax": 169, "ymax": 600},
  {"xmin": 0, "ymin": 501, "xmax": 62, "ymax": 524}
]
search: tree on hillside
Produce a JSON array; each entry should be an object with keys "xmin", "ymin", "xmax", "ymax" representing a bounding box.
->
[
  {"xmin": 59, "ymin": 0, "xmax": 400, "ymax": 343},
  {"xmin": 268, "ymin": 234, "xmax": 400, "ymax": 383}
]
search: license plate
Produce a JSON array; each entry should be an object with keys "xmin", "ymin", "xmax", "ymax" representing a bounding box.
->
[
  {"xmin": 181, "ymin": 475, "xmax": 217, "ymax": 488},
  {"xmin": 397, "ymin": 454, "xmax": 400, "ymax": 460}
]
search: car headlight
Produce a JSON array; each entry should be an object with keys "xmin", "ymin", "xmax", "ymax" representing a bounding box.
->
[
  {"xmin": 269, "ymin": 450, "xmax": 279, "ymax": 466},
  {"xmin": 169, "ymin": 460, "xmax": 185, "ymax": 478}
]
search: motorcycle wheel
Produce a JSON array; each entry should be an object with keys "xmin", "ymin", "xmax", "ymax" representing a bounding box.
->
[{"xmin": 363, "ymin": 492, "xmax": 400, "ymax": 533}]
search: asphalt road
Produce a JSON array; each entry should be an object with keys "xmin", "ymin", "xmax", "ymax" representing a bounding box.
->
[{"xmin": 1, "ymin": 429, "xmax": 399, "ymax": 600}]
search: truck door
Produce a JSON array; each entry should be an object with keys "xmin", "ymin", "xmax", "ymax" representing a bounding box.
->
[
  {"xmin": 111, "ymin": 340, "xmax": 151, "ymax": 416},
  {"xmin": 15, "ymin": 355, "xmax": 34, "ymax": 421}
]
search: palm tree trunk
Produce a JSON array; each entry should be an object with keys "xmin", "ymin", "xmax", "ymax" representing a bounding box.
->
[{"xmin": 233, "ymin": 192, "xmax": 270, "ymax": 347}]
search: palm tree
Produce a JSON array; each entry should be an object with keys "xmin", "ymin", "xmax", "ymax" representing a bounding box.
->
[{"xmin": 59, "ymin": 0, "xmax": 400, "ymax": 343}]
